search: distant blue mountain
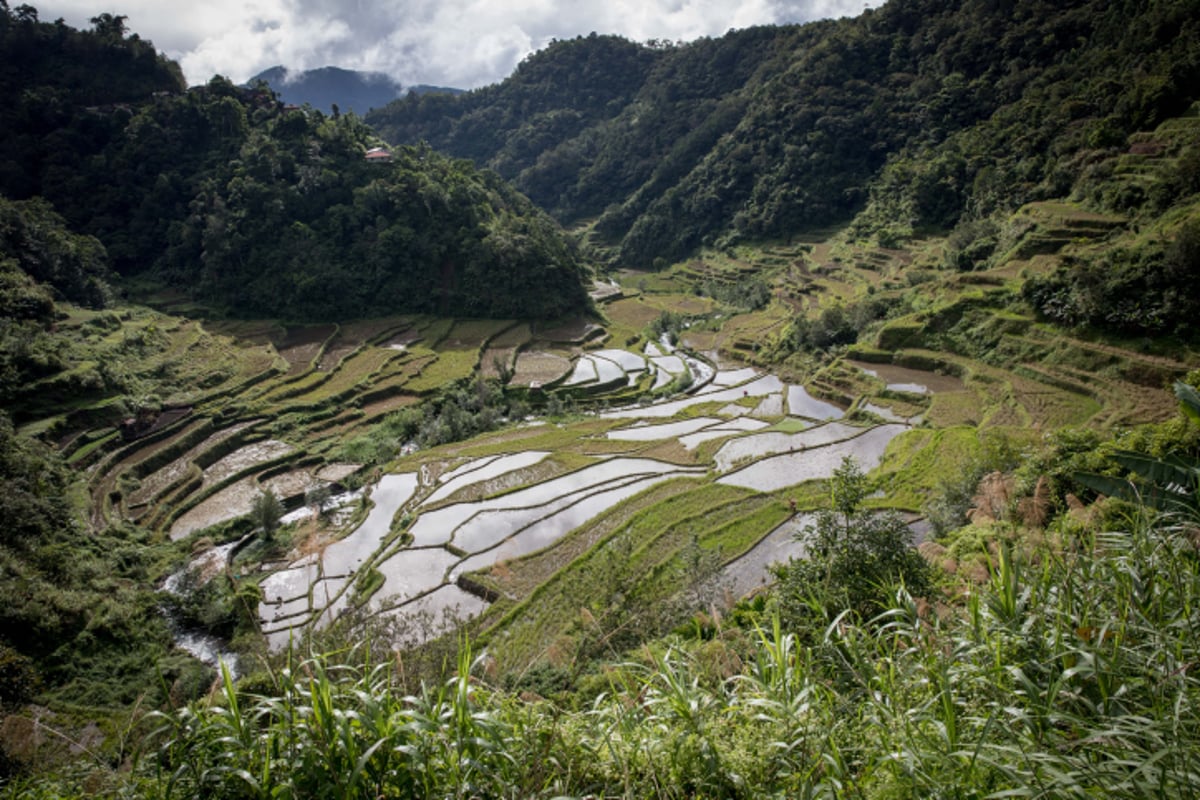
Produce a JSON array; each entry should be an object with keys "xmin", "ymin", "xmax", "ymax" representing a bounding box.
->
[
  {"xmin": 408, "ymin": 84, "xmax": 466, "ymax": 97},
  {"xmin": 247, "ymin": 66, "xmax": 461, "ymax": 116}
]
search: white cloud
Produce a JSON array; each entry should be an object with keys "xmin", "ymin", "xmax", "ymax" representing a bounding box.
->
[{"xmin": 36, "ymin": 0, "xmax": 877, "ymax": 88}]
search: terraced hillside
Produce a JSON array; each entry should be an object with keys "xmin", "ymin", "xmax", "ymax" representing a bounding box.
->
[
  {"xmin": 117, "ymin": 286, "xmax": 1183, "ymax": 675},
  {"xmin": 26, "ymin": 159, "xmax": 1198, "ymax": 677}
]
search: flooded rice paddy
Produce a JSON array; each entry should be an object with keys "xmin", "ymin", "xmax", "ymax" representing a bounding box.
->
[
  {"xmin": 848, "ymin": 360, "xmax": 965, "ymax": 395},
  {"xmin": 719, "ymin": 424, "xmax": 907, "ymax": 491},
  {"xmin": 786, "ymin": 385, "xmax": 846, "ymax": 420},
  {"xmin": 150, "ymin": 347, "xmax": 920, "ymax": 650}
]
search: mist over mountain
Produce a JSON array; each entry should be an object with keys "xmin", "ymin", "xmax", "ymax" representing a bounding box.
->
[{"xmin": 247, "ymin": 65, "xmax": 425, "ymax": 115}]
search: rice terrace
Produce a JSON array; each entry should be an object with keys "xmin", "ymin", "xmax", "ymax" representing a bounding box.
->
[
  {"xmin": 73, "ymin": 218, "xmax": 1194, "ymax": 675},
  {"xmin": 5, "ymin": 1, "xmax": 1200, "ymax": 796}
]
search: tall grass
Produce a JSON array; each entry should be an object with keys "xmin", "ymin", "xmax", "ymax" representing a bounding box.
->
[{"xmin": 77, "ymin": 509, "xmax": 1200, "ymax": 798}]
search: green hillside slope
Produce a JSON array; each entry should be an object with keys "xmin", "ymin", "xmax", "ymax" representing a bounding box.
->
[
  {"xmin": 0, "ymin": 10, "xmax": 590, "ymax": 321},
  {"xmin": 367, "ymin": 0, "xmax": 1200, "ymax": 269}
]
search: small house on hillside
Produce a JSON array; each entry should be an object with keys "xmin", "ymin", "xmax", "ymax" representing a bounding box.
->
[{"xmin": 365, "ymin": 147, "xmax": 393, "ymax": 162}]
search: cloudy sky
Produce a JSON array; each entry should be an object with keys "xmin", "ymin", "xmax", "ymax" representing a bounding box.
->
[{"xmin": 37, "ymin": 0, "xmax": 877, "ymax": 89}]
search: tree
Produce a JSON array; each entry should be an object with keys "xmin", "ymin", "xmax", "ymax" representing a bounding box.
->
[
  {"xmin": 305, "ymin": 484, "xmax": 332, "ymax": 518},
  {"xmin": 89, "ymin": 12, "xmax": 127, "ymax": 40},
  {"xmin": 251, "ymin": 488, "xmax": 284, "ymax": 539},
  {"xmin": 774, "ymin": 456, "xmax": 931, "ymax": 632}
]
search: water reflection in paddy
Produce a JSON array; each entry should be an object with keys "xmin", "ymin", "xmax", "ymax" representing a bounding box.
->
[
  {"xmin": 722, "ymin": 514, "xmax": 817, "ymax": 598},
  {"xmin": 259, "ymin": 562, "xmax": 319, "ymax": 604},
  {"xmin": 848, "ymin": 360, "xmax": 965, "ymax": 394},
  {"xmin": 604, "ymin": 375, "xmax": 785, "ymax": 419},
  {"xmin": 786, "ymin": 385, "xmax": 845, "ymax": 420},
  {"xmin": 255, "ymin": 355, "xmax": 925, "ymax": 648},
  {"xmin": 379, "ymin": 585, "xmax": 489, "ymax": 644},
  {"xmin": 713, "ymin": 422, "xmax": 860, "ymax": 472},
  {"xmin": 719, "ymin": 424, "xmax": 907, "ymax": 491},
  {"xmin": 592, "ymin": 354, "xmax": 628, "ymax": 384},
  {"xmin": 752, "ymin": 394, "xmax": 784, "ymax": 417},
  {"xmin": 424, "ymin": 451, "xmax": 550, "ymax": 505},
  {"xmin": 372, "ymin": 548, "xmax": 461, "ymax": 611},
  {"xmin": 711, "ymin": 367, "xmax": 758, "ymax": 386},
  {"xmin": 409, "ymin": 458, "xmax": 692, "ymax": 547},
  {"xmin": 451, "ymin": 483, "xmax": 608, "ymax": 553},
  {"xmin": 321, "ymin": 473, "xmax": 418, "ymax": 576},
  {"xmin": 451, "ymin": 473, "xmax": 682, "ymax": 577},
  {"xmin": 563, "ymin": 358, "xmax": 597, "ymax": 386},
  {"xmin": 458, "ymin": 474, "xmax": 681, "ymax": 563},
  {"xmin": 501, "ymin": 474, "xmax": 679, "ymax": 556},
  {"xmin": 594, "ymin": 349, "xmax": 648, "ymax": 371},
  {"xmin": 651, "ymin": 355, "xmax": 686, "ymax": 375},
  {"xmin": 606, "ymin": 417, "xmax": 721, "ymax": 442},
  {"xmin": 679, "ymin": 418, "xmax": 771, "ymax": 450},
  {"xmin": 722, "ymin": 511, "xmax": 929, "ymax": 596}
]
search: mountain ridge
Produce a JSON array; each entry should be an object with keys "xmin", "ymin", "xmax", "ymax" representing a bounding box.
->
[
  {"xmin": 366, "ymin": 0, "xmax": 1200, "ymax": 271},
  {"xmin": 246, "ymin": 65, "xmax": 464, "ymax": 115},
  {"xmin": 0, "ymin": 9, "xmax": 590, "ymax": 322}
]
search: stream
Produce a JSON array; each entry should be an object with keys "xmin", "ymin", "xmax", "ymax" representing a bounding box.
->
[{"xmin": 161, "ymin": 538, "xmax": 246, "ymax": 677}]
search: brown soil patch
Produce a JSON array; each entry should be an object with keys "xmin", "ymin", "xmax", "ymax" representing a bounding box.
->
[
  {"xmin": 481, "ymin": 347, "xmax": 517, "ymax": 378},
  {"xmin": 680, "ymin": 331, "xmax": 719, "ymax": 351},
  {"xmin": 202, "ymin": 440, "xmax": 295, "ymax": 488},
  {"xmin": 263, "ymin": 469, "xmax": 322, "ymax": 501},
  {"xmin": 276, "ymin": 325, "xmax": 336, "ymax": 375},
  {"xmin": 639, "ymin": 439, "xmax": 702, "ymax": 465},
  {"xmin": 380, "ymin": 329, "xmax": 422, "ymax": 349},
  {"xmin": 606, "ymin": 298, "xmax": 666, "ymax": 329},
  {"xmin": 444, "ymin": 319, "xmax": 513, "ymax": 348},
  {"xmin": 169, "ymin": 476, "xmax": 262, "ymax": 540},
  {"xmin": 361, "ymin": 394, "xmax": 421, "ymax": 419},
  {"xmin": 318, "ymin": 318, "xmax": 411, "ymax": 371},
  {"xmin": 535, "ymin": 317, "xmax": 603, "ymax": 344},
  {"xmin": 126, "ymin": 420, "xmax": 258, "ymax": 507},
  {"xmin": 203, "ymin": 319, "xmax": 286, "ymax": 346},
  {"xmin": 490, "ymin": 323, "xmax": 532, "ymax": 348},
  {"xmin": 317, "ymin": 463, "xmax": 362, "ymax": 483},
  {"xmin": 511, "ymin": 351, "xmax": 571, "ymax": 387},
  {"xmin": 339, "ymin": 317, "xmax": 413, "ymax": 343},
  {"xmin": 318, "ymin": 343, "xmax": 358, "ymax": 371}
]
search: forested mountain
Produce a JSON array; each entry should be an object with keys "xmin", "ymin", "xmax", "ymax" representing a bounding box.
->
[
  {"xmin": 245, "ymin": 66, "xmax": 463, "ymax": 116},
  {"xmin": 247, "ymin": 65, "xmax": 406, "ymax": 115},
  {"xmin": 0, "ymin": 7, "xmax": 185, "ymax": 199},
  {"xmin": 0, "ymin": 7, "xmax": 590, "ymax": 320},
  {"xmin": 368, "ymin": 0, "xmax": 1200, "ymax": 268}
]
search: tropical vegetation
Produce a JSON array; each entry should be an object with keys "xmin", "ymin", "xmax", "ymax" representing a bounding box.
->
[{"xmin": 3, "ymin": 0, "xmax": 1200, "ymax": 797}]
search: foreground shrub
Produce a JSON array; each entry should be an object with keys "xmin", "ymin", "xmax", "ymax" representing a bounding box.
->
[{"xmin": 12, "ymin": 504, "xmax": 1196, "ymax": 798}]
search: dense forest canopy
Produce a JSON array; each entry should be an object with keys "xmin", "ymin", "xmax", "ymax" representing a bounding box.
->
[
  {"xmin": 368, "ymin": 0, "xmax": 1200, "ymax": 269},
  {"xmin": 0, "ymin": 5, "xmax": 591, "ymax": 321}
]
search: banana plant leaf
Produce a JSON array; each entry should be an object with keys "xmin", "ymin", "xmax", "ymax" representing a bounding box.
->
[
  {"xmin": 1075, "ymin": 469, "xmax": 1195, "ymax": 514},
  {"xmin": 1176, "ymin": 381, "xmax": 1200, "ymax": 425},
  {"xmin": 1074, "ymin": 381, "xmax": 1200, "ymax": 514}
]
